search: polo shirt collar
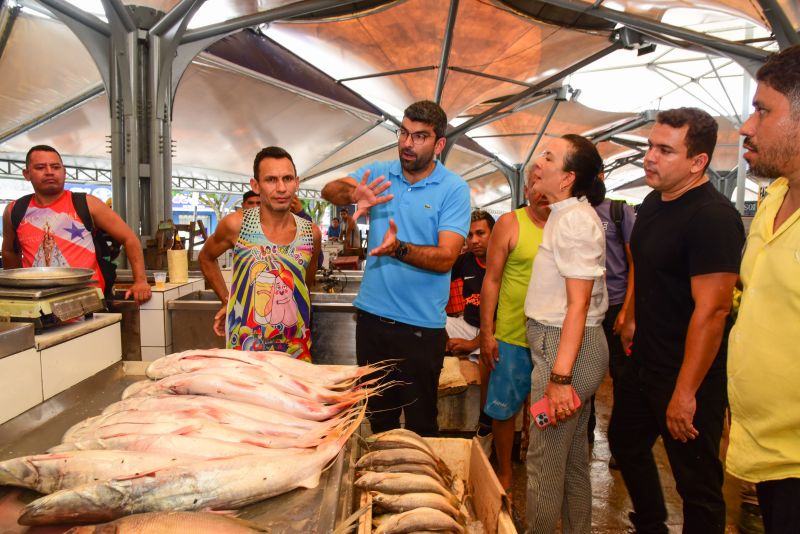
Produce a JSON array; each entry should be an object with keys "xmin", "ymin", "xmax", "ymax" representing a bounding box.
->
[{"xmin": 390, "ymin": 160, "xmax": 447, "ymax": 187}]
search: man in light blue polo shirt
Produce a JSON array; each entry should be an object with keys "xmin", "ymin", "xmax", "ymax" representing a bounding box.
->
[{"xmin": 321, "ymin": 100, "xmax": 471, "ymax": 436}]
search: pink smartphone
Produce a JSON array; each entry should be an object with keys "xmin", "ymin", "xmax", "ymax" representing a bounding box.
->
[{"xmin": 530, "ymin": 387, "xmax": 582, "ymax": 429}]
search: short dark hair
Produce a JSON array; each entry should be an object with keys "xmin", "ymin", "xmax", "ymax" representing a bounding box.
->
[
  {"xmin": 470, "ymin": 209, "xmax": 495, "ymax": 231},
  {"xmin": 756, "ymin": 45, "xmax": 800, "ymax": 116},
  {"xmin": 404, "ymin": 100, "xmax": 448, "ymax": 138},
  {"xmin": 656, "ymin": 108, "xmax": 718, "ymax": 169},
  {"xmin": 340, "ymin": 208, "xmax": 348, "ymax": 215},
  {"xmin": 332, "ymin": 217, "xmax": 340, "ymax": 222},
  {"xmin": 253, "ymin": 146, "xmax": 296, "ymax": 179},
  {"xmin": 26, "ymin": 145, "xmax": 62, "ymax": 168},
  {"xmin": 561, "ymin": 134, "xmax": 606, "ymax": 207},
  {"xmin": 243, "ymin": 190, "xmax": 258, "ymax": 203}
]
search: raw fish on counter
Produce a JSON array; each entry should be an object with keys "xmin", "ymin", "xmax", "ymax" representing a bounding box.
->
[
  {"xmin": 0, "ymin": 348, "xmax": 383, "ymax": 528},
  {"xmin": 65, "ymin": 511, "xmax": 268, "ymax": 533},
  {"xmin": 19, "ymin": 407, "xmax": 364, "ymax": 526}
]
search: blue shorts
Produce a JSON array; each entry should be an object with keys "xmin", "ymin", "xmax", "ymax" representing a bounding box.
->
[{"xmin": 484, "ymin": 340, "xmax": 533, "ymax": 421}]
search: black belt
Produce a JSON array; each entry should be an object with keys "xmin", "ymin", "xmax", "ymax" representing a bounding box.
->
[{"xmin": 358, "ymin": 309, "xmax": 397, "ymax": 325}]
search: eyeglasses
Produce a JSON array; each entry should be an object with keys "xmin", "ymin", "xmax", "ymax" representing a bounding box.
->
[{"xmin": 397, "ymin": 128, "xmax": 433, "ymax": 145}]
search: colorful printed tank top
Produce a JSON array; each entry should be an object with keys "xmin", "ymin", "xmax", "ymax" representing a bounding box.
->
[
  {"xmin": 14, "ymin": 191, "xmax": 104, "ymax": 289},
  {"xmin": 227, "ymin": 208, "xmax": 314, "ymax": 361}
]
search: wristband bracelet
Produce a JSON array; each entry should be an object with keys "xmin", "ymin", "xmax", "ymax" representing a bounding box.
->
[{"xmin": 549, "ymin": 372, "xmax": 572, "ymax": 385}]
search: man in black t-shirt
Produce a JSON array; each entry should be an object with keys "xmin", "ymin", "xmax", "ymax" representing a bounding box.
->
[
  {"xmin": 445, "ymin": 210, "xmax": 494, "ymax": 360},
  {"xmin": 609, "ymin": 108, "xmax": 745, "ymax": 534}
]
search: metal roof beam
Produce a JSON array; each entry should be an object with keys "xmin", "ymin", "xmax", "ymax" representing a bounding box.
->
[
  {"xmin": 538, "ymin": 0, "xmax": 769, "ymax": 75},
  {"xmin": 182, "ymin": 0, "xmax": 354, "ymax": 44},
  {"xmin": 300, "ymin": 141, "xmax": 397, "ymax": 182},
  {"xmin": 35, "ymin": 0, "xmax": 111, "ymax": 36},
  {"xmin": 756, "ymin": 0, "xmax": 800, "ymax": 49},
  {"xmin": 0, "ymin": 84, "xmax": 105, "ymax": 144},
  {"xmin": 448, "ymin": 66, "xmax": 536, "ymax": 88},
  {"xmin": 521, "ymin": 97, "xmax": 562, "ymax": 173},
  {"xmin": 338, "ymin": 65, "xmax": 436, "ymax": 83},
  {"xmin": 444, "ymin": 42, "xmax": 621, "ymax": 143},
  {"xmin": 0, "ymin": 0, "xmax": 20, "ymax": 63},
  {"xmin": 434, "ymin": 0, "xmax": 459, "ymax": 104},
  {"xmin": 480, "ymin": 193, "xmax": 511, "ymax": 208},
  {"xmin": 589, "ymin": 110, "xmax": 656, "ymax": 143}
]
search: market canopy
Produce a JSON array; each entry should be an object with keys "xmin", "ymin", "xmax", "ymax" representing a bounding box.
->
[{"xmin": 0, "ymin": 0, "xmax": 794, "ymax": 214}]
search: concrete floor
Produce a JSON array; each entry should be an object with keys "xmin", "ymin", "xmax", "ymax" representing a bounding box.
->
[{"xmin": 501, "ymin": 375, "xmax": 752, "ymax": 533}]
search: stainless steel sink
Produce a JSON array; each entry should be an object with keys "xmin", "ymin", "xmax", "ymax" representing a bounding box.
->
[
  {"xmin": 0, "ymin": 322, "xmax": 36, "ymax": 359},
  {"xmin": 167, "ymin": 290, "xmax": 224, "ymax": 352}
]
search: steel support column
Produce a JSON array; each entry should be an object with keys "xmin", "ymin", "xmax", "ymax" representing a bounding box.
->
[
  {"xmin": 434, "ymin": 0, "xmax": 459, "ymax": 104},
  {"xmin": 756, "ymin": 0, "xmax": 800, "ymax": 49}
]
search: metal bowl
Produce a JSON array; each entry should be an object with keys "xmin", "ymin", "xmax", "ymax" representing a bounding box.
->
[{"xmin": 0, "ymin": 267, "xmax": 96, "ymax": 288}]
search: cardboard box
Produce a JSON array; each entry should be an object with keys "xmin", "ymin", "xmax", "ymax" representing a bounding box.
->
[{"xmin": 357, "ymin": 436, "xmax": 517, "ymax": 534}]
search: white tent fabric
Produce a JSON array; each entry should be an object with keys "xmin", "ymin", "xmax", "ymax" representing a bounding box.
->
[{"xmin": 0, "ymin": 0, "xmax": 792, "ymax": 211}]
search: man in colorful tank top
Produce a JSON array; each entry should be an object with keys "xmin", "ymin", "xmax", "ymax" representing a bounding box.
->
[
  {"xmin": 321, "ymin": 100, "xmax": 471, "ymax": 436},
  {"xmin": 1, "ymin": 145, "xmax": 151, "ymax": 304},
  {"xmin": 199, "ymin": 147, "xmax": 321, "ymax": 361},
  {"xmin": 479, "ymin": 172, "xmax": 548, "ymax": 495}
]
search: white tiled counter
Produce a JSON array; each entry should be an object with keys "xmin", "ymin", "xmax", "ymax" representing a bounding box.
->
[
  {"xmin": 0, "ymin": 313, "xmax": 122, "ymax": 425},
  {"xmin": 138, "ymin": 278, "xmax": 206, "ymax": 361}
]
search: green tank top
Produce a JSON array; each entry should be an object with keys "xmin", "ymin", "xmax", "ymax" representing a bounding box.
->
[{"xmin": 495, "ymin": 208, "xmax": 544, "ymax": 347}]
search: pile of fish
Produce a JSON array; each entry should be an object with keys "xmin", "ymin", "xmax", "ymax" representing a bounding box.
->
[
  {"xmin": 355, "ymin": 429, "xmax": 470, "ymax": 534},
  {"xmin": 0, "ymin": 348, "xmax": 386, "ymax": 528}
]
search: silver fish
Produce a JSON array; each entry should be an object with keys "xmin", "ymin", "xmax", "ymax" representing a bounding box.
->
[
  {"xmin": 371, "ymin": 506, "xmax": 466, "ymax": 534},
  {"xmin": 19, "ymin": 406, "xmax": 364, "ymax": 526}
]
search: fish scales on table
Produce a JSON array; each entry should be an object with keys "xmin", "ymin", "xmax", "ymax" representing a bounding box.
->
[{"xmin": 19, "ymin": 406, "xmax": 365, "ymax": 526}]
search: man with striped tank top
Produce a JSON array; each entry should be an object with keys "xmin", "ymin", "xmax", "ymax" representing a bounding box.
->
[
  {"xmin": 199, "ymin": 147, "xmax": 321, "ymax": 361},
  {"xmin": 479, "ymin": 169, "xmax": 549, "ymax": 495}
]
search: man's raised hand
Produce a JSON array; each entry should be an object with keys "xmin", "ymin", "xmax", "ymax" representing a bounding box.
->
[{"xmin": 352, "ymin": 170, "xmax": 394, "ymax": 220}]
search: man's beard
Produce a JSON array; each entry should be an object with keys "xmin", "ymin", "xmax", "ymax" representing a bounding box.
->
[
  {"xmin": 745, "ymin": 134, "xmax": 797, "ymax": 179},
  {"xmin": 400, "ymin": 149, "xmax": 434, "ymax": 173}
]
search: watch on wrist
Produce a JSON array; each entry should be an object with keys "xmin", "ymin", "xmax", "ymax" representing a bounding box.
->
[{"xmin": 395, "ymin": 241, "xmax": 410, "ymax": 261}]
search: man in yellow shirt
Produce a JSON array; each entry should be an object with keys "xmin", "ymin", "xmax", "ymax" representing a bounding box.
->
[{"xmin": 728, "ymin": 44, "xmax": 800, "ymax": 534}]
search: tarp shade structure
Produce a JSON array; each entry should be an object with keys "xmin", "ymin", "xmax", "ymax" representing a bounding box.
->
[
  {"xmin": 568, "ymin": 0, "xmax": 771, "ymax": 27},
  {"xmin": 465, "ymin": 100, "xmax": 635, "ymax": 164},
  {"xmin": 0, "ymin": 0, "xmax": 793, "ymax": 208},
  {"xmin": 0, "ymin": 12, "xmax": 102, "ymax": 142},
  {"xmin": 266, "ymin": 0, "xmax": 615, "ymax": 119}
]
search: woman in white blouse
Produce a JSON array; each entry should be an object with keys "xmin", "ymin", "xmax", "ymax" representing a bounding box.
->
[{"xmin": 524, "ymin": 134, "xmax": 609, "ymax": 533}]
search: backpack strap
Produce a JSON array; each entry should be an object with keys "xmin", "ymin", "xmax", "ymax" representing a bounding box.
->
[
  {"xmin": 10, "ymin": 193, "xmax": 34, "ymax": 254},
  {"xmin": 70, "ymin": 192, "xmax": 95, "ymax": 233},
  {"xmin": 610, "ymin": 199, "xmax": 625, "ymax": 245}
]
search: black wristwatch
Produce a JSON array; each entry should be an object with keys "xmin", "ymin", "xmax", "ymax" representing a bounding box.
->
[{"xmin": 395, "ymin": 241, "xmax": 410, "ymax": 261}]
